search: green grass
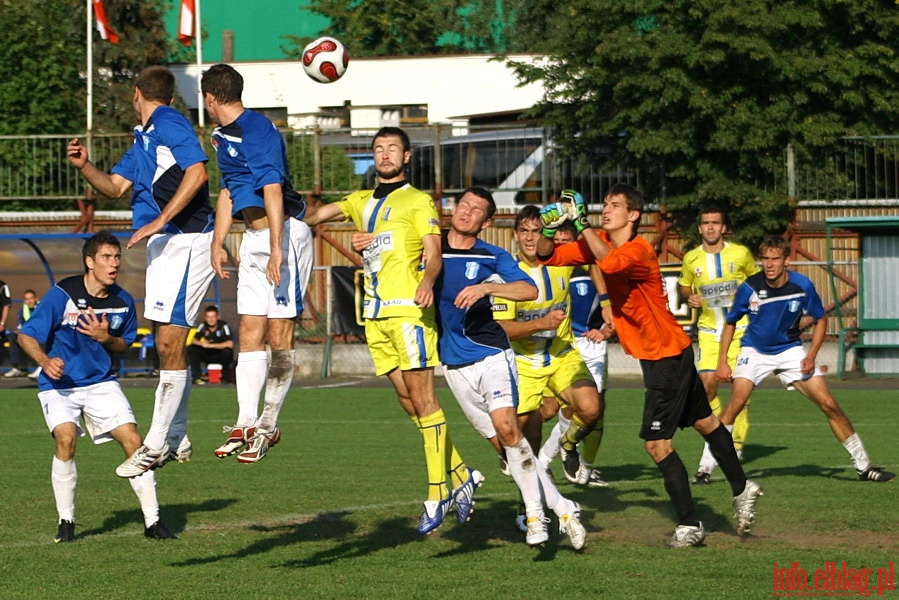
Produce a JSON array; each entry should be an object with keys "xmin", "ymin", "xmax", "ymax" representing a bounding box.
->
[{"xmin": 0, "ymin": 379, "xmax": 896, "ymax": 599}]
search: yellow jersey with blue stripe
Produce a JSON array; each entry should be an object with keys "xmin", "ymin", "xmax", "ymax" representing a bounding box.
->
[
  {"xmin": 493, "ymin": 261, "xmax": 575, "ymax": 369},
  {"xmin": 678, "ymin": 241, "xmax": 758, "ymax": 335},
  {"xmin": 335, "ymin": 185, "xmax": 441, "ymax": 319}
]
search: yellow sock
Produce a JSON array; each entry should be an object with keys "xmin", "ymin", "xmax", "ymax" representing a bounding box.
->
[
  {"xmin": 580, "ymin": 420, "xmax": 604, "ymax": 464},
  {"xmin": 446, "ymin": 432, "xmax": 467, "ymax": 490},
  {"xmin": 732, "ymin": 402, "xmax": 750, "ymax": 452},
  {"xmin": 560, "ymin": 413, "xmax": 593, "ymax": 450},
  {"xmin": 709, "ymin": 395, "xmax": 722, "ymax": 417},
  {"xmin": 417, "ymin": 410, "xmax": 450, "ymax": 502}
]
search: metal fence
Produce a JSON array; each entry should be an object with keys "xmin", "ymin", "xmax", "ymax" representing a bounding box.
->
[{"xmin": 3, "ymin": 128, "xmax": 899, "ymax": 206}]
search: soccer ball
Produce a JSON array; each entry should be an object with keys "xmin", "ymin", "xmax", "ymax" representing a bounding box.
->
[{"xmin": 302, "ymin": 36, "xmax": 349, "ymax": 84}]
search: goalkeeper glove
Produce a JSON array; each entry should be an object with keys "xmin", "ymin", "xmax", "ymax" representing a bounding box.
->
[
  {"xmin": 539, "ymin": 202, "xmax": 569, "ymax": 238},
  {"xmin": 560, "ymin": 189, "xmax": 590, "ymax": 233}
]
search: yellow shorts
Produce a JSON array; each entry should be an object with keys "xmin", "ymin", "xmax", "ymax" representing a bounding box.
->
[
  {"xmin": 697, "ymin": 328, "xmax": 745, "ymax": 372},
  {"xmin": 516, "ymin": 349, "xmax": 592, "ymax": 414},
  {"xmin": 365, "ymin": 315, "xmax": 440, "ymax": 376}
]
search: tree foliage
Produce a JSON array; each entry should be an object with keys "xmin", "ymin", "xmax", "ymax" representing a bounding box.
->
[
  {"xmin": 283, "ymin": 0, "xmax": 532, "ymax": 58},
  {"xmin": 509, "ymin": 0, "xmax": 899, "ymax": 246}
]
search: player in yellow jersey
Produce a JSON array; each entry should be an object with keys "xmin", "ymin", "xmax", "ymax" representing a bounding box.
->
[
  {"xmin": 305, "ymin": 127, "xmax": 480, "ymax": 535},
  {"xmin": 494, "ymin": 205, "xmax": 604, "ymax": 487},
  {"xmin": 677, "ymin": 207, "xmax": 758, "ymax": 484}
]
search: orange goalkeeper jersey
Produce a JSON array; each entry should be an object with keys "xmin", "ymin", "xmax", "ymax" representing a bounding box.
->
[{"xmin": 542, "ymin": 232, "xmax": 690, "ymax": 361}]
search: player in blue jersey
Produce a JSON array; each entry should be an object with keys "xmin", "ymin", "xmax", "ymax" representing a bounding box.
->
[
  {"xmin": 18, "ymin": 232, "xmax": 176, "ymax": 542},
  {"xmin": 67, "ymin": 66, "xmax": 215, "ymax": 478},
  {"xmin": 713, "ymin": 235, "xmax": 894, "ymax": 482},
  {"xmin": 201, "ymin": 64, "xmax": 313, "ymax": 463},
  {"xmin": 436, "ymin": 188, "xmax": 586, "ymax": 548}
]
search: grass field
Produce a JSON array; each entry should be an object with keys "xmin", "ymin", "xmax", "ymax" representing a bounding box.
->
[{"xmin": 0, "ymin": 378, "xmax": 896, "ymax": 599}]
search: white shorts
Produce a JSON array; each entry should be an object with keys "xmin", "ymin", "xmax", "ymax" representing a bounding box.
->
[
  {"xmin": 39, "ymin": 380, "xmax": 136, "ymax": 444},
  {"xmin": 442, "ymin": 349, "xmax": 518, "ymax": 439},
  {"xmin": 574, "ymin": 337, "xmax": 607, "ymax": 390},
  {"xmin": 237, "ymin": 218, "xmax": 313, "ymax": 319},
  {"xmin": 145, "ymin": 231, "xmax": 215, "ymax": 327},
  {"xmin": 733, "ymin": 345, "xmax": 821, "ymax": 390}
]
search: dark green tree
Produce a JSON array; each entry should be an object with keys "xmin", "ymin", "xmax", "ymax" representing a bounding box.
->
[
  {"xmin": 283, "ymin": 0, "xmax": 532, "ymax": 58},
  {"xmin": 509, "ymin": 0, "xmax": 899, "ymax": 248}
]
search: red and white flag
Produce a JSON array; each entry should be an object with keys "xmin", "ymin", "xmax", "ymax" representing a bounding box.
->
[
  {"xmin": 93, "ymin": 0, "xmax": 119, "ymax": 44},
  {"xmin": 178, "ymin": 0, "xmax": 196, "ymax": 46}
]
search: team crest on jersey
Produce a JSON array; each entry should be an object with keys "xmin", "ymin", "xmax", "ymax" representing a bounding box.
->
[
  {"xmin": 575, "ymin": 282, "xmax": 589, "ymax": 296},
  {"xmin": 66, "ymin": 312, "xmax": 79, "ymax": 326},
  {"xmin": 110, "ymin": 315, "xmax": 123, "ymax": 330},
  {"xmin": 788, "ymin": 300, "xmax": 801, "ymax": 313},
  {"xmin": 694, "ymin": 267, "xmax": 703, "ymax": 278},
  {"xmin": 749, "ymin": 293, "xmax": 760, "ymax": 313},
  {"xmin": 210, "ymin": 137, "xmax": 220, "ymax": 150},
  {"xmin": 465, "ymin": 262, "xmax": 480, "ymax": 280}
]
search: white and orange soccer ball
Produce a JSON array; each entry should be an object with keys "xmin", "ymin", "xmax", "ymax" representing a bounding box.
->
[{"xmin": 302, "ymin": 36, "xmax": 349, "ymax": 84}]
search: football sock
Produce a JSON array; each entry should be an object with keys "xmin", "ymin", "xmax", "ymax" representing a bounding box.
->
[
  {"xmin": 446, "ymin": 434, "xmax": 467, "ymax": 490},
  {"xmin": 732, "ymin": 401, "xmax": 750, "ymax": 453},
  {"xmin": 537, "ymin": 412, "xmax": 568, "ymax": 468},
  {"xmin": 841, "ymin": 432, "xmax": 871, "ymax": 472},
  {"xmin": 235, "ymin": 351, "xmax": 267, "ymax": 427},
  {"xmin": 144, "ymin": 370, "xmax": 188, "ymax": 450},
  {"xmin": 580, "ymin": 418, "xmax": 604, "ymax": 465},
  {"xmin": 559, "ymin": 413, "xmax": 594, "ymax": 451},
  {"xmin": 258, "ymin": 349, "xmax": 295, "ymax": 431},
  {"xmin": 657, "ymin": 451, "xmax": 699, "ymax": 527},
  {"xmin": 504, "ymin": 438, "xmax": 543, "ymax": 509},
  {"xmin": 416, "ymin": 410, "xmax": 450, "ymax": 502},
  {"xmin": 704, "ymin": 423, "xmax": 747, "ymax": 496},
  {"xmin": 51, "ymin": 456, "xmax": 77, "ymax": 523},
  {"xmin": 128, "ymin": 470, "xmax": 160, "ymax": 528},
  {"xmin": 536, "ymin": 458, "xmax": 562, "ymax": 511},
  {"xmin": 166, "ymin": 373, "xmax": 191, "ymax": 448}
]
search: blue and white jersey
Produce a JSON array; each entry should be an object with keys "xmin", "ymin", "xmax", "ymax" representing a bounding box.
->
[
  {"xmin": 21, "ymin": 275, "xmax": 138, "ymax": 391},
  {"xmin": 210, "ymin": 109, "xmax": 306, "ymax": 221},
  {"xmin": 112, "ymin": 105, "xmax": 213, "ymax": 234},
  {"xmin": 726, "ymin": 270, "xmax": 826, "ymax": 354},
  {"xmin": 569, "ymin": 267, "xmax": 602, "ymax": 337},
  {"xmin": 436, "ymin": 232, "xmax": 535, "ymax": 367}
]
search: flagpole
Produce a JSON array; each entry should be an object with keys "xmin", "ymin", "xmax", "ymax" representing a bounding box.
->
[
  {"xmin": 86, "ymin": 0, "xmax": 93, "ymax": 134},
  {"xmin": 195, "ymin": 0, "xmax": 204, "ymax": 127}
]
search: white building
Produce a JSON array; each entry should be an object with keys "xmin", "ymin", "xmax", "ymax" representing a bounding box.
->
[{"xmin": 170, "ymin": 54, "xmax": 547, "ymax": 132}]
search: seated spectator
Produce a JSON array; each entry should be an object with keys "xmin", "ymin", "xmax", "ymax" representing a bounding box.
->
[
  {"xmin": 5, "ymin": 289, "xmax": 41, "ymax": 379},
  {"xmin": 187, "ymin": 305, "xmax": 234, "ymax": 384}
]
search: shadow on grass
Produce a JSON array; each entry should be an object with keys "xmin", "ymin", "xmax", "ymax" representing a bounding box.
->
[{"xmin": 77, "ymin": 497, "xmax": 239, "ymax": 539}]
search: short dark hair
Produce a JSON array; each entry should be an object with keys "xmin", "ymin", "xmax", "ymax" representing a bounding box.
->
[
  {"xmin": 201, "ymin": 64, "xmax": 244, "ymax": 104},
  {"xmin": 514, "ymin": 204, "xmax": 542, "ymax": 230},
  {"xmin": 698, "ymin": 206, "xmax": 727, "ymax": 224},
  {"xmin": 759, "ymin": 235, "xmax": 790, "ymax": 257},
  {"xmin": 372, "ymin": 127, "xmax": 411, "ymax": 153},
  {"xmin": 135, "ymin": 66, "xmax": 176, "ymax": 104},
  {"xmin": 205, "ymin": 305, "xmax": 220, "ymax": 313},
  {"xmin": 82, "ymin": 231, "xmax": 121, "ymax": 272},
  {"xmin": 607, "ymin": 183, "xmax": 645, "ymax": 213},
  {"xmin": 460, "ymin": 187, "xmax": 496, "ymax": 220}
]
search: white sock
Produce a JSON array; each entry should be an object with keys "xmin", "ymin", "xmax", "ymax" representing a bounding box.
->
[
  {"xmin": 128, "ymin": 470, "xmax": 160, "ymax": 528},
  {"xmin": 166, "ymin": 373, "xmax": 191, "ymax": 448},
  {"xmin": 51, "ymin": 456, "xmax": 77, "ymax": 523},
  {"xmin": 697, "ymin": 442, "xmax": 717, "ymax": 475},
  {"xmin": 536, "ymin": 458, "xmax": 562, "ymax": 511},
  {"xmin": 258, "ymin": 349, "xmax": 295, "ymax": 431},
  {"xmin": 538, "ymin": 421, "xmax": 562, "ymax": 468},
  {"xmin": 235, "ymin": 351, "xmax": 268, "ymax": 427},
  {"xmin": 841, "ymin": 432, "xmax": 871, "ymax": 472},
  {"xmin": 144, "ymin": 370, "xmax": 188, "ymax": 450},
  {"xmin": 504, "ymin": 438, "xmax": 543, "ymax": 510}
]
